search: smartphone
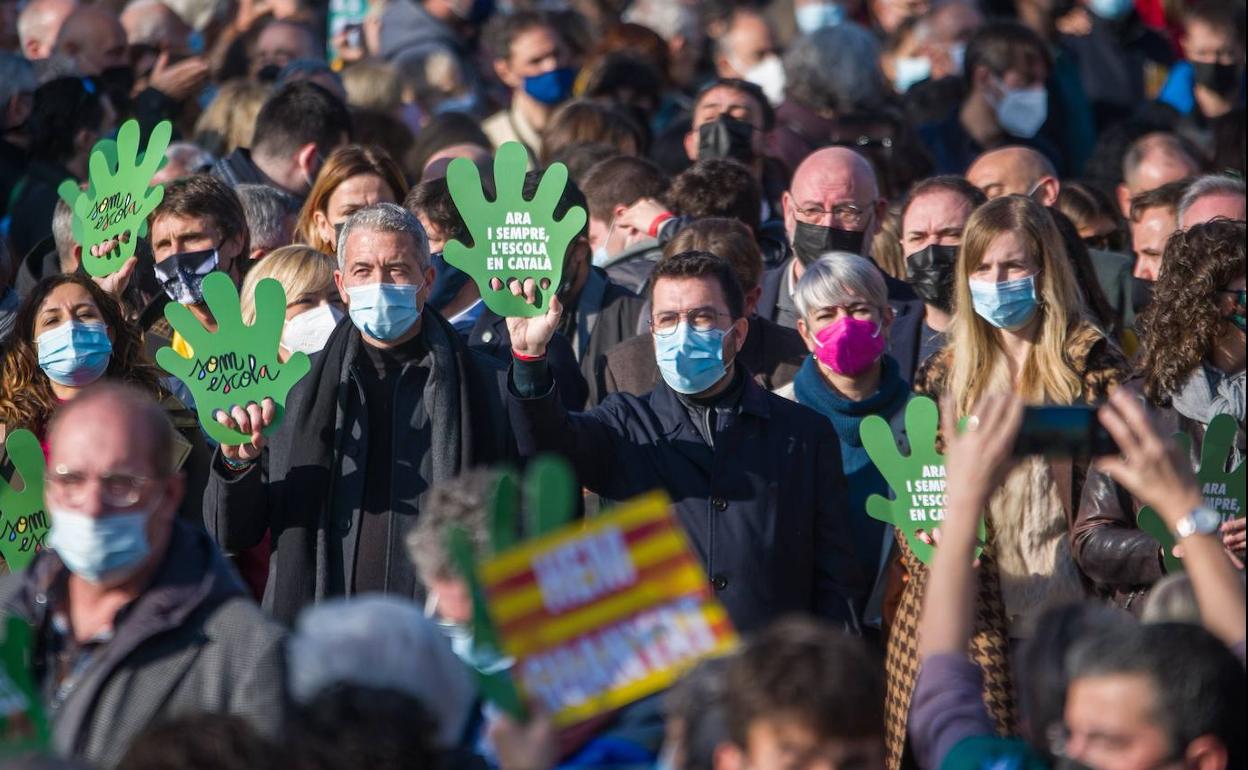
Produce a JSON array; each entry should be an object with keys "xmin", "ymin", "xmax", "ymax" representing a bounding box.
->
[{"xmin": 1012, "ymin": 405, "xmax": 1119, "ymax": 458}]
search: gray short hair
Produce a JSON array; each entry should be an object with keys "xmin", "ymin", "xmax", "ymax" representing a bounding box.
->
[
  {"xmin": 287, "ymin": 596, "xmax": 476, "ymax": 747},
  {"xmin": 794, "ymin": 252, "xmax": 888, "ymax": 320},
  {"xmin": 623, "ymin": 0, "xmax": 701, "ymax": 44},
  {"xmin": 236, "ymin": 183, "xmax": 297, "ymax": 251},
  {"xmin": 337, "ymin": 202, "xmax": 430, "ymax": 270},
  {"xmin": 52, "ymin": 196, "xmax": 76, "ymax": 269},
  {"xmin": 165, "ymin": 140, "xmax": 215, "ymax": 174},
  {"xmin": 1178, "ymin": 174, "xmax": 1246, "ymax": 228},
  {"xmin": 0, "ymin": 53, "xmax": 36, "ymax": 107},
  {"xmin": 783, "ymin": 23, "xmax": 887, "ymax": 115}
]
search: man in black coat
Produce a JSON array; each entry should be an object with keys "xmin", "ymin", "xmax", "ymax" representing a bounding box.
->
[
  {"xmin": 504, "ymin": 250, "xmax": 864, "ymax": 634},
  {"xmin": 204, "ymin": 203, "xmax": 514, "ymax": 624}
]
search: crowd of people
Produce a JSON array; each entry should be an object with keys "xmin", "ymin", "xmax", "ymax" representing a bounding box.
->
[{"xmin": 0, "ymin": 0, "xmax": 1244, "ymax": 767}]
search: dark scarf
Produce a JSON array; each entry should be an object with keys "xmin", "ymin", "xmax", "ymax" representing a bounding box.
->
[
  {"xmin": 792, "ymin": 354, "xmax": 909, "ymax": 448},
  {"xmin": 275, "ymin": 309, "xmax": 472, "ymax": 614}
]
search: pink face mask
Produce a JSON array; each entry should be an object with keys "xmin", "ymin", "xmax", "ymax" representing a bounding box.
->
[{"xmin": 813, "ymin": 316, "xmax": 886, "ymax": 376}]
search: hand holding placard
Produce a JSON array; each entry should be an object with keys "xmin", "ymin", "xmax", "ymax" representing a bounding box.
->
[
  {"xmin": 0, "ymin": 430, "xmax": 49, "ymax": 572},
  {"xmin": 156, "ymin": 273, "xmax": 310, "ymax": 446},
  {"xmin": 56, "ymin": 119, "xmax": 171, "ymax": 277},
  {"xmin": 444, "ymin": 141, "xmax": 587, "ymax": 319},
  {"xmin": 861, "ymin": 397, "xmax": 987, "ymax": 565},
  {"xmin": 1137, "ymin": 414, "xmax": 1246, "ymax": 572}
]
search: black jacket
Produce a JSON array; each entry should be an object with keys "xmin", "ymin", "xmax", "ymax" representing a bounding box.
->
[
  {"xmin": 204, "ymin": 313, "xmax": 515, "ymax": 624},
  {"xmin": 508, "ymin": 364, "xmax": 865, "ymax": 634},
  {"xmin": 468, "ymin": 309, "xmax": 588, "ymax": 410}
]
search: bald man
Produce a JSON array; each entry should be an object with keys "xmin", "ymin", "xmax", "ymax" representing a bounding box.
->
[
  {"xmin": 54, "ymin": 5, "xmax": 127, "ymax": 75},
  {"xmin": 121, "ymin": 0, "xmax": 189, "ymax": 51},
  {"xmin": 759, "ymin": 146, "xmax": 922, "ymax": 368},
  {"xmin": 1116, "ymin": 132, "xmax": 1202, "ymax": 218},
  {"xmin": 17, "ymin": 0, "xmax": 76, "ymax": 60},
  {"xmin": 966, "ymin": 145, "xmax": 1060, "ymax": 206},
  {"xmin": 251, "ymin": 19, "xmax": 319, "ymax": 79}
]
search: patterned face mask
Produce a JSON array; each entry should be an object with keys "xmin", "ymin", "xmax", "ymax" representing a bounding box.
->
[{"xmin": 153, "ymin": 248, "xmax": 219, "ymax": 305}]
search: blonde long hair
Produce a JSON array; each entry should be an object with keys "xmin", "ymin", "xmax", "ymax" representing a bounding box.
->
[
  {"xmin": 239, "ymin": 245, "xmax": 337, "ymax": 325},
  {"xmin": 946, "ymin": 195, "xmax": 1097, "ymax": 416}
]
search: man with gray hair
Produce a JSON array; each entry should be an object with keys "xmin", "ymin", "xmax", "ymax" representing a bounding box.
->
[
  {"xmin": 234, "ymin": 183, "xmax": 297, "ymax": 260},
  {"xmin": 205, "ymin": 202, "xmax": 515, "ymax": 624},
  {"xmin": 1178, "ymin": 173, "xmax": 1246, "ymax": 229},
  {"xmin": 17, "ymin": 0, "xmax": 76, "ymax": 60}
]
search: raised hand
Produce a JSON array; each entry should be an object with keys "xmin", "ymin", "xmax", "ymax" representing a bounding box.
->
[
  {"xmin": 0, "ymin": 430, "xmax": 49, "ymax": 572},
  {"xmin": 156, "ymin": 273, "xmax": 310, "ymax": 447},
  {"xmin": 861, "ymin": 396, "xmax": 987, "ymax": 565},
  {"xmin": 56, "ymin": 119, "xmax": 171, "ymax": 277},
  {"xmin": 443, "ymin": 141, "xmax": 588, "ymax": 319}
]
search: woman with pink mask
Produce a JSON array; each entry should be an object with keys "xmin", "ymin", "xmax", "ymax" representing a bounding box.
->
[{"xmin": 776, "ymin": 251, "xmax": 908, "ymax": 635}]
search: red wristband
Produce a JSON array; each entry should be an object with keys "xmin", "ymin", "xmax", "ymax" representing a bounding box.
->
[
  {"xmin": 647, "ymin": 212, "xmax": 675, "ymax": 238},
  {"xmin": 512, "ymin": 350, "xmax": 547, "ymax": 362}
]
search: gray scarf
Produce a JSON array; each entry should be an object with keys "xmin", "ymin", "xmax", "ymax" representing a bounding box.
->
[{"xmin": 1172, "ymin": 365, "xmax": 1246, "ymax": 426}]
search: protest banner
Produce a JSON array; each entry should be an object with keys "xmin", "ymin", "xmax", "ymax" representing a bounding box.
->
[
  {"xmin": 477, "ymin": 491, "xmax": 737, "ymax": 727},
  {"xmin": 861, "ymin": 396, "xmax": 986, "ymax": 565},
  {"xmin": 156, "ymin": 273, "xmax": 311, "ymax": 446},
  {"xmin": 0, "ymin": 430, "xmax": 48, "ymax": 572},
  {"xmin": 444, "ymin": 141, "xmax": 587, "ymax": 318},
  {"xmin": 56, "ymin": 119, "xmax": 171, "ymax": 278},
  {"xmin": 1138, "ymin": 413, "xmax": 1246, "ymax": 571}
]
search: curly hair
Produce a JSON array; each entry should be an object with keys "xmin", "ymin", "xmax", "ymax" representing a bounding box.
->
[
  {"xmin": 1136, "ymin": 219, "xmax": 1246, "ymax": 406},
  {"xmin": 0, "ymin": 275, "xmax": 166, "ymax": 434}
]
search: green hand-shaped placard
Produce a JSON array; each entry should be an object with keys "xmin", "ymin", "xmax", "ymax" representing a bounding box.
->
[
  {"xmin": 1137, "ymin": 414, "xmax": 1245, "ymax": 572},
  {"xmin": 444, "ymin": 141, "xmax": 588, "ymax": 318},
  {"xmin": 156, "ymin": 273, "xmax": 311, "ymax": 446},
  {"xmin": 446, "ymin": 455, "xmax": 579, "ymax": 721},
  {"xmin": 861, "ymin": 397, "xmax": 986, "ymax": 566},
  {"xmin": 56, "ymin": 119, "xmax": 171, "ymax": 278},
  {"xmin": 0, "ymin": 615, "xmax": 49, "ymax": 754},
  {"xmin": 0, "ymin": 430, "xmax": 49, "ymax": 573}
]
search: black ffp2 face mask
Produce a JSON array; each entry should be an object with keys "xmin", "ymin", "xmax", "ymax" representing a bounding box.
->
[
  {"xmin": 1192, "ymin": 61, "xmax": 1242, "ymax": 96},
  {"xmin": 1131, "ymin": 276, "xmax": 1155, "ymax": 314},
  {"xmin": 905, "ymin": 243, "xmax": 959, "ymax": 312},
  {"xmin": 791, "ymin": 220, "xmax": 866, "ymax": 265},
  {"xmin": 697, "ymin": 115, "xmax": 756, "ymax": 164}
]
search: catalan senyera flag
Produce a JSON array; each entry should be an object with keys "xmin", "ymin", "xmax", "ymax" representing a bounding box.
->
[{"xmin": 478, "ymin": 492, "xmax": 738, "ymax": 727}]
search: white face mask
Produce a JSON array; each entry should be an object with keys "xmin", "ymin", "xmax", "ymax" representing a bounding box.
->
[
  {"xmin": 893, "ymin": 56, "xmax": 933, "ymax": 93},
  {"xmin": 743, "ymin": 54, "xmax": 786, "ymax": 106},
  {"xmin": 991, "ymin": 80, "xmax": 1048, "ymax": 138},
  {"xmin": 281, "ymin": 303, "xmax": 345, "ymax": 355}
]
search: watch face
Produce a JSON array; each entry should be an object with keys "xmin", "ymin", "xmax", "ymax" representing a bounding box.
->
[{"xmin": 1194, "ymin": 507, "xmax": 1223, "ymax": 534}]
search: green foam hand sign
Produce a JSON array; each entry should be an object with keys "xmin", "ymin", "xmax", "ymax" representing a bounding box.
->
[
  {"xmin": 0, "ymin": 430, "xmax": 49, "ymax": 572},
  {"xmin": 861, "ymin": 397, "xmax": 986, "ymax": 566},
  {"xmin": 444, "ymin": 141, "xmax": 587, "ymax": 318},
  {"xmin": 156, "ymin": 273, "xmax": 311, "ymax": 446},
  {"xmin": 446, "ymin": 455, "xmax": 578, "ymax": 720},
  {"xmin": 0, "ymin": 616, "xmax": 49, "ymax": 754},
  {"xmin": 56, "ymin": 119, "xmax": 171, "ymax": 278},
  {"xmin": 1137, "ymin": 414, "xmax": 1245, "ymax": 572}
]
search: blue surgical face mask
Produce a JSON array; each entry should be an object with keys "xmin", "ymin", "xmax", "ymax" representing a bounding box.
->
[
  {"xmin": 1087, "ymin": 0, "xmax": 1133, "ymax": 20},
  {"xmin": 48, "ymin": 508, "xmax": 153, "ymax": 584},
  {"xmin": 969, "ymin": 274, "xmax": 1040, "ymax": 330},
  {"xmin": 795, "ymin": 2, "xmax": 846, "ymax": 34},
  {"xmin": 654, "ymin": 323, "xmax": 729, "ymax": 395},
  {"xmin": 346, "ymin": 282, "xmax": 423, "ymax": 341},
  {"xmin": 37, "ymin": 320, "xmax": 113, "ymax": 387},
  {"xmin": 427, "ymin": 251, "xmax": 472, "ymax": 312},
  {"xmin": 523, "ymin": 67, "xmax": 577, "ymax": 106}
]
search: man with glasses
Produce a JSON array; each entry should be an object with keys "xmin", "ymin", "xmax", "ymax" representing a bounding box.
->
[
  {"xmin": 0, "ymin": 383, "xmax": 285, "ymax": 768},
  {"xmin": 761, "ymin": 147, "xmax": 921, "ymax": 356},
  {"xmin": 203, "ymin": 203, "xmax": 515, "ymax": 624},
  {"xmin": 505, "ymin": 249, "xmax": 864, "ymax": 633}
]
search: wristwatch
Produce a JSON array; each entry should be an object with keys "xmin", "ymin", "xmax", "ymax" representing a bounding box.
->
[{"xmin": 1174, "ymin": 506, "xmax": 1222, "ymax": 540}]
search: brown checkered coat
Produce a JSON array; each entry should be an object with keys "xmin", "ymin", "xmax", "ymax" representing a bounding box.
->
[{"xmin": 883, "ymin": 320, "xmax": 1126, "ymax": 769}]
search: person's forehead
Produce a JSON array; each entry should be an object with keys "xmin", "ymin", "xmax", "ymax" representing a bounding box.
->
[
  {"xmin": 41, "ymin": 282, "xmax": 96, "ymax": 310},
  {"xmin": 903, "ymin": 190, "xmax": 971, "ymax": 229},
  {"xmin": 981, "ymin": 230, "xmax": 1029, "ymax": 260},
  {"xmin": 49, "ymin": 406, "xmax": 156, "ymax": 474},
  {"xmin": 344, "ymin": 227, "xmax": 420, "ymax": 264},
  {"xmin": 792, "ymin": 165, "xmax": 860, "ymax": 202},
  {"xmin": 652, "ymin": 275, "xmax": 727, "ymax": 309},
  {"xmin": 1185, "ymin": 19, "xmax": 1235, "ymax": 46},
  {"xmin": 1067, "ymin": 673, "xmax": 1158, "ymax": 725},
  {"xmin": 696, "ymin": 86, "xmax": 759, "ymax": 115},
  {"xmin": 511, "ymin": 25, "xmax": 560, "ymax": 57},
  {"xmin": 1184, "ymin": 192, "xmax": 1248, "ymax": 225},
  {"xmin": 152, "ymin": 211, "xmax": 218, "ymax": 237}
]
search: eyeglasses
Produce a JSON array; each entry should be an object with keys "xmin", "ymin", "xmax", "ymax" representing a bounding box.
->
[
  {"xmin": 45, "ymin": 466, "xmax": 158, "ymax": 509},
  {"xmin": 649, "ymin": 307, "xmax": 728, "ymax": 337},
  {"xmin": 793, "ymin": 203, "xmax": 868, "ymax": 228}
]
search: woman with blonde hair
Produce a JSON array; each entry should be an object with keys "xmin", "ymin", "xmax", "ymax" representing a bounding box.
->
[
  {"xmin": 295, "ymin": 145, "xmax": 409, "ymax": 256},
  {"xmin": 882, "ymin": 195, "xmax": 1131, "ymax": 770},
  {"xmin": 240, "ymin": 245, "xmax": 343, "ymax": 359},
  {"xmin": 192, "ymin": 79, "xmax": 272, "ymax": 157}
]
